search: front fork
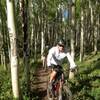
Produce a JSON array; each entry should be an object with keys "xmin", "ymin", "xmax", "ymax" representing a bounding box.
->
[{"xmin": 58, "ymin": 73, "xmax": 64, "ymax": 100}]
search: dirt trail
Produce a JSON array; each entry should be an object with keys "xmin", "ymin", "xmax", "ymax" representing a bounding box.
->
[{"xmin": 31, "ymin": 66, "xmax": 50, "ymax": 100}]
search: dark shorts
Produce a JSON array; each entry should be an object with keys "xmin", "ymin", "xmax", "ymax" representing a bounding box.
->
[
  {"xmin": 51, "ymin": 65, "xmax": 63, "ymax": 73},
  {"xmin": 51, "ymin": 65, "xmax": 64, "ymax": 80}
]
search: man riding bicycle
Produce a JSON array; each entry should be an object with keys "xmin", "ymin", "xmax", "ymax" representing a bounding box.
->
[{"xmin": 47, "ymin": 38, "xmax": 77, "ymax": 90}]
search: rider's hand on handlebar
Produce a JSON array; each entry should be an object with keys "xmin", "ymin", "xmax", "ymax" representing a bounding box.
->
[
  {"xmin": 70, "ymin": 66, "xmax": 78, "ymax": 73},
  {"xmin": 70, "ymin": 64, "xmax": 77, "ymax": 71},
  {"xmin": 70, "ymin": 68, "xmax": 76, "ymax": 72}
]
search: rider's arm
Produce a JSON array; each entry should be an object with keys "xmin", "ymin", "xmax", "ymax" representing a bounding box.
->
[
  {"xmin": 47, "ymin": 48, "xmax": 55, "ymax": 67},
  {"xmin": 66, "ymin": 52, "xmax": 77, "ymax": 69}
]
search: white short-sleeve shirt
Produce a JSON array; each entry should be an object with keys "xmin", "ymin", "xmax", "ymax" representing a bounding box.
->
[{"xmin": 47, "ymin": 46, "xmax": 76, "ymax": 69}]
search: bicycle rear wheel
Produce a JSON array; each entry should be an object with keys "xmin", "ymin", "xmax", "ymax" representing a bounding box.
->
[{"xmin": 62, "ymin": 85, "xmax": 72, "ymax": 100}]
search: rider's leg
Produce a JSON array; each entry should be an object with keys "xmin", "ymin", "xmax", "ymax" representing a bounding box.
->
[
  {"xmin": 49, "ymin": 70, "xmax": 57, "ymax": 97},
  {"xmin": 49, "ymin": 70, "xmax": 57, "ymax": 83}
]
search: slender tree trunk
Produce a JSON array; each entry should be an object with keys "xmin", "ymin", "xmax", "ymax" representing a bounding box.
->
[
  {"xmin": 89, "ymin": 0, "xmax": 94, "ymax": 51},
  {"xmin": 0, "ymin": 12, "xmax": 3, "ymax": 65},
  {"xmin": 6, "ymin": 0, "xmax": 20, "ymax": 98},
  {"xmin": 93, "ymin": 1, "xmax": 98, "ymax": 54},
  {"xmin": 34, "ymin": 17, "xmax": 38, "ymax": 61},
  {"xmin": 94, "ymin": 23, "xmax": 98, "ymax": 54},
  {"xmin": 20, "ymin": 0, "xmax": 30, "ymax": 92},
  {"xmin": 41, "ymin": 31, "xmax": 45, "ymax": 58},
  {"xmin": 30, "ymin": 2, "xmax": 34, "ymax": 57},
  {"xmin": 41, "ymin": 1, "xmax": 45, "ymax": 59},
  {"xmin": 34, "ymin": 32, "xmax": 37, "ymax": 61},
  {"xmin": 80, "ymin": 3, "xmax": 84, "ymax": 62},
  {"xmin": 23, "ymin": 0, "xmax": 30, "ymax": 92},
  {"xmin": 70, "ymin": 0, "xmax": 75, "ymax": 59},
  {"xmin": 0, "ymin": 2, "xmax": 8, "ymax": 70}
]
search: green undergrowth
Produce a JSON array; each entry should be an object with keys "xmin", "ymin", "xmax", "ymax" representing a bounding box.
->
[
  {"xmin": 67, "ymin": 52, "xmax": 100, "ymax": 100},
  {"xmin": 0, "ymin": 66, "xmax": 13, "ymax": 99},
  {"xmin": 0, "ymin": 52, "xmax": 100, "ymax": 100},
  {"xmin": 0, "ymin": 59, "xmax": 42, "ymax": 100}
]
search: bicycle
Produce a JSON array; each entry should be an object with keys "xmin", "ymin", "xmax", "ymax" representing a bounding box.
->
[{"xmin": 47, "ymin": 67, "xmax": 72, "ymax": 100}]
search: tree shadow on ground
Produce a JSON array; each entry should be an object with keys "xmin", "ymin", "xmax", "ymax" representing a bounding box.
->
[{"xmin": 30, "ymin": 89, "xmax": 47, "ymax": 100}]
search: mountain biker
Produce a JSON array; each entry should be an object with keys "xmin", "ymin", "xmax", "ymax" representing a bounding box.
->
[{"xmin": 47, "ymin": 38, "xmax": 77, "ymax": 89}]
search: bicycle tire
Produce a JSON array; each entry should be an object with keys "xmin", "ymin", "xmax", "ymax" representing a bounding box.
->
[
  {"xmin": 47, "ymin": 82, "xmax": 55, "ymax": 100},
  {"xmin": 62, "ymin": 85, "xmax": 72, "ymax": 100}
]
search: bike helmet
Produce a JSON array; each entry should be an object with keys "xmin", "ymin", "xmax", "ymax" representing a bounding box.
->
[{"xmin": 57, "ymin": 38, "xmax": 66, "ymax": 47}]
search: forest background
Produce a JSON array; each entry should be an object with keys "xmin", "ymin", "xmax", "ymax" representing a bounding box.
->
[{"xmin": 0, "ymin": 0, "xmax": 100, "ymax": 100}]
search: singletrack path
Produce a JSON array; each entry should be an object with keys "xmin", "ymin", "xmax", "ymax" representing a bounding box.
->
[{"xmin": 31, "ymin": 66, "xmax": 50, "ymax": 100}]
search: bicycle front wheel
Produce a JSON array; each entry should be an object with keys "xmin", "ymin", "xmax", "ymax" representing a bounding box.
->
[
  {"xmin": 47, "ymin": 83, "xmax": 55, "ymax": 100},
  {"xmin": 62, "ymin": 85, "xmax": 72, "ymax": 100}
]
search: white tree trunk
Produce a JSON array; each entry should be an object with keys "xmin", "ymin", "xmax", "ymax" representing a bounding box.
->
[
  {"xmin": 94, "ymin": 1, "xmax": 98, "ymax": 54},
  {"xmin": 6, "ymin": 0, "xmax": 20, "ymax": 98},
  {"xmin": 80, "ymin": 8, "xmax": 84, "ymax": 62},
  {"xmin": 41, "ymin": 31, "xmax": 45, "ymax": 59},
  {"xmin": 0, "ymin": 19, "xmax": 3, "ymax": 65},
  {"xmin": 94, "ymin": 25, "xmax": 97, "ymax": 53},
  {"xmin": 34, "ymin": 32, "xmax": 37, "ymax": 61},
  {"xmin": 70, "ymin": 0, "xmax": 75, "ymax": 60}
]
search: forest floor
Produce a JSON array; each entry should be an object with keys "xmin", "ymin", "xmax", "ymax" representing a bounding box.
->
[{"xmin": 31, "ymin": 66, "xmax": 50, "ymax": 100}]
